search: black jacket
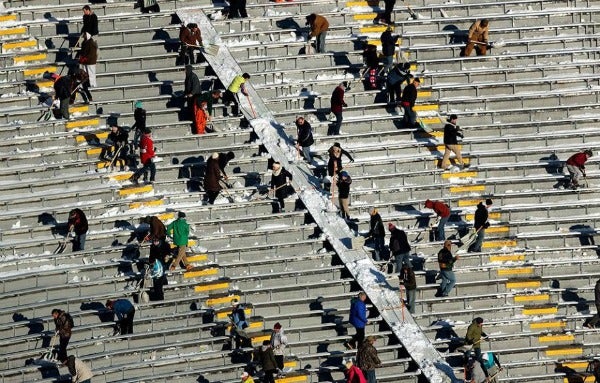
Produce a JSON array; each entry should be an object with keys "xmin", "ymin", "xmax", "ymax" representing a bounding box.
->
[
  {"xmin": 400, "ymin": 83, "xmax": 418, "ymax": 107},
  {"xmin": 107, "ymin": 127, "xmax": 129, "ymax": 147},
  {"xmin": 369, "ymin": 213, "xmax": 385, "ymax": 238},
  {"xmin": 389, "ymin": 228, "xmax": 411, "ymax": 254},
  {"xmin": 437, "ymin": 247, "xmax": 456, "ymax": 270},
  {"xmin": 380, "ymin": 30, "xmax": 399, "ymax": 57},
  {"xmin": 473, "ymin": 202, "xmax": 489, "ymax": 230},
  {"xmin": 54, "ymin": 76, "xmax": 72, "ymax": 100},
  {"xmin": 184, "ymin": 69, "xmax": 202, "ymax": 96},
  {"xmin": 443, "ymin": 122, "xmax": 463, "ymax": 145},
  {"xmin": 296, "ymin": 121, "xmax": 314, "ymax": 147},
  {"xmin": 82, "ymin": 13, "xmax": 99, "ymax": 36},
  {"xmin": 132, "ymin": 108, "xmax": 147, "ymax": 132},
  {"xmin": 68, "ymin": 208, "xmax": 88, "ymax": 235},
  {"xmin": 270, "ymin": 167, "xmax": 293, "ymax": 189}
]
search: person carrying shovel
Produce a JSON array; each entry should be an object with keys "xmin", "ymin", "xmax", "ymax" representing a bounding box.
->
[{"xmin": 462, "ymin": 19, "xmax": 490, "ymax": 56}]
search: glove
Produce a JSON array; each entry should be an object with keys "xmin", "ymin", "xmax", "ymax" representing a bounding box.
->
[
  {"xmin": 342, "ymin": 102, "xmax": 348, "ymax": 107},
  {"xmin": 483, "ymin": 222, "xmax": 490, "ymax": 229},
  {"xmin": 350, "ymin": 159, "xmax": 355, "ymax": 163}
]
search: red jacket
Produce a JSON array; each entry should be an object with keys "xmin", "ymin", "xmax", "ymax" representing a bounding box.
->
[
  {"xmin": 139, "ymin": 133, "xmax": 155, "ymax": 164},
  {"xmin": 346, "ymin": 365, "xmax": 366, "ymax": 383},
  {"xmin": 331, "ymin": 85, "xmax": 345, "ymax": 113},
  {"xmin": 431, "ymin": 201, "xmax": 450, "ymax": 218},
  {"xmin": 566, "ymin": 152, "xmax": 588, "ymax": 168}
]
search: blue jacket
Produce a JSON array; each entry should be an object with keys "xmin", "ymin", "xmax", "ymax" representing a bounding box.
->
[
  {"xmin": 113, "ymin": 299, "xmax": 134, "ymax": 320},
  {"xmin": 349, "ymin": 298, "xmax": 367, "ymax": 329}
]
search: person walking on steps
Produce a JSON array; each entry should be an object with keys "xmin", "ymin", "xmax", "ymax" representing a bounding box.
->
[
  {"xmin": 337, "ymin": 171, "xmax": 352, "ymax": 220},
  {"xmin": 270, "ymin": 322, "xmax": 288, "ymax": 371},
  {"xmin": 468, "ymin": 199, "xmax": 492, "ymax": 253},
  {"xmin": 584, "ymin": 278, "xmax": 600, "ymax": 328},
  {"xmin": 305, "ymin": 13, "xmax": 329, "ymax": 53},
  {"xmin": 367, "ymin": 207, "xmax": 386, "ymax": 261},
  {"xmin": 356, "ymin": 336, "xmax": 381, "ymax": 383},
  {"xmin": 224, "ymin": 73, "xmax": 250, "ymax": 117},
  {"xmin": 329, "ymin": 82, "xmax": 348, "ymax": 136},
  {"xmin": 78, "ymin": 32, "xmax": 98, "ymax": 88},
  {"xmin": 131, "ymin": 101, "xmax": 147, "ymax": 147},
  {"xmin": 345, "ymin": 292, "xmax": 368, "ymax": 349},
  {"xmin": 437, "ymin": 240, "xmax": 458, "ymax": 297},
  {"xmin": 295, "ymin": 116, "xmax": 314, "ymax": 163},
  {"xmin": 270, "ymin": 161, "xmax": 293, "ymax": 213},
  {"xmin": 463, "ymin": 19, "xmax": 490, "ymax": 56},
  {"xmin": 129, "ymin": 128, "xmax": 156, "ymax": 185},
  {"xmin": 256, "ymin": 340, "xmax": 278, "ymax": 383},
  {"xmin": 424, "ymin": 199, "xmax": 451, "ymax": 241},
  {"xmin": 67, "ymin": 208, "xmax": 88, "ymax": 252},
  {"xmin": 380, "ymin": 25, "xmax": 400, "ymax": 74},
  {"xmin": 465, "ymin": 317, "xmax": 488, "ymax": 370},
  {"xmin": 81, "ymin": 5, "xmax": 98, "ymax": 40},
  {"xmin": 50, "ymin": 72, "xmax": 72, "ymax": 120},
  {"xmin": 441, "ymin": 114, "xmax": 467, "ymax": 170},
  {"xmin": 566, "ymin": 149, "xmax": 592, "ymax": 190},
  {"xmin": 328, "ymin": 142, "xmax": 354, "ymax": 179},
  {"xmin": 399, "ymin": 264, "xmax": 416, "ymax": 313},
  {"xmin": 400, "ymin": 76, "xmax": 421, "ymax": 129},
  {"xmin": 204, "ymin": 152, "xmax": 223, "ymax": 205},
  {"xmin": 167, "ymin": 211, "xmax": 192, "ymax": 271},
  {"xmin": 379, "ymin": 0, "xmax": 397, "ymax": 25},
  {"xmin": 388, "ymin": 222, "xmax": 412, "ymax": 272},
  {"xmin": 149, "ymin": 252, "xmax": 166, "ymax": 301},
  {"xmin": 184, "ymin": 65, "xmax": 202, "ymax": 125},
  {"xmin": 106, "ymin": 298, "xmax": 135, "ymax": 335},
  {"xmin": 51, "ymin": 309, "xmax": 74, "ymax": 362}
]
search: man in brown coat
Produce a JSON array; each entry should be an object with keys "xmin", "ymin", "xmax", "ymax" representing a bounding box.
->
[
  {"xmin": 145, "ymin": 215, "xmax": 166, "ymax": 241},
  {"xmin": 356, "ymin": 336, "xmax": 381, "ymax": 383},
  {"xmin": 52, "ymin": 309, "xmax": 74, "ymax": 362},
  {"xmin": 179, "ymin": 23, "xmax": 202, "ymax": 65},
  {"xmin": 463, "ymin": 19, "xmax": 489, "ymax": 56},
  {"xmin": 306, "ymin": 14, "xmax": 329, "ymax": 53},
  {"xmin": 79, "ymin": 32, "xmax": 98, "ymax": 87},
  {"xmin": 204, "ymin": 152, "xmax": 223, "ymax": 205}
]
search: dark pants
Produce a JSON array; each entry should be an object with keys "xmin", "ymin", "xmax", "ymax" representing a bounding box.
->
[
  {"xmin": 275, "ymin": 187, "xmax": 288, "ymax": 210},
  {"xmin": 118, "ymin": 309, "xmax": 135, "ymax": 335},
  {"xmin": 152, "ymin": 275, "xmax": 166, "ymax": 301},
  {"xmin": 179, "ymin": 43, "xmax": 196, "ymax": 65},
  {"xmin": 363, "ymin": 369, "xmax": 376, "ymax": 383},
  {"xmin": 372, "ymin": 236, "xmax": 385, "ymax": 261},
  {"xmin": 402, "ymin": 103, "xmax": 417, "ymax": 128},
  {"xmin": 74, "ymin": 81, "xmax": 92, "ymax": 103},
  {"xmin": 72, "ymin": 233, "xmax": 86, "ymax": 252},
  {"xmin": 263, "ymin": 369, "xmax": 276, "ymax": 383},
  {"xmin": 223, "ymin": 90, "xmax": 240, "ymax": 116},
  {"xmin": 228, "ymin": 0, "xmax": 248, "ymax": 18},
  {"xmin": 275, "ymin": 355, "xmax": 284, "ymax": 370},
  {"xmin": 57, "ymin": 335, "xmax": 70, "ymax": 361},
  {"xmin": 328, "ymin": 111, "xmax": 342, "ymax": 135},
  {"xmin": 205, "ymin": 190, "xmax": 220, "ymax": 204},
  {"xmin": 59, "ymin": 97, "xmax": 70, "ymax": 119},
  {"xmin": 351, "ymin": 326, "xmax": 365, "ymax": 348},
  {"xmin": 388, "ymin": 81, "xmax": 402, "ymax": 103},
  {"xmin": 133, "ymin": 160, "xmax": 156, "ymax": 182},
  {"xmin": 382, "ymin": 0, "xmax": 396, "ymax": 23}
]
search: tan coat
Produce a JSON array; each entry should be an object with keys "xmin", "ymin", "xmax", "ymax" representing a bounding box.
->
[
  {"xmin": 468, "ymin": 20, "xmax": 489, "ymax": 43},
  {"xmin": 309, "ymin": 15, "xmax": 329, "ymax": 38}
]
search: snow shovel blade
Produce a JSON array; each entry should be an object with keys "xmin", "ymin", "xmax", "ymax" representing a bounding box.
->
[
  {"xmin": 53, "ymin": 241, "xmax": 67, "ymax": 254},
  {"xmin": 458, "ymin": 228, "xmax": 477, "ymax": 248},
  {"xmin": 202, "ymin": 44, "xmax": 220, "ymax": 56}
]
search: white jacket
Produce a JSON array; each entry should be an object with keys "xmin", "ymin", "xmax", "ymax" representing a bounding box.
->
[{"xmin": 270, "ymin": 329, "xmax": 288, "ymax": 356}]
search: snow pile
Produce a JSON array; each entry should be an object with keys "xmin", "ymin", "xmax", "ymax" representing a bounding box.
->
[{"xmin": 263, "ymin": 9, "xmax": 292, "ymax": 17}]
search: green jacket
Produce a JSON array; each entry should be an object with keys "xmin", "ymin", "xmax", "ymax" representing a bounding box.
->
[
  {"xmin": 465, "ymin": 320, "xmax": 485, "ymax": 349},
  {"xmin": 166, "ymin": 218, "xmax": 189, "ymax": 246}
]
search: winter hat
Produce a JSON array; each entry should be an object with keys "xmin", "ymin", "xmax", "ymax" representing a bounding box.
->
[
  {"xmin": 50, "ymin": 73, "xmax": 60, "ymax": 81},
  {"xmin": 143, "ymin": 127, "xmax": 152, "ymax": 134},
  {"xmin": 424, "ymin": 199, "xmax": 433, "ymax": 208},
  {"xmin": 340, "ymin": 171, "xmax": 349, "ymax": 178},
  {"xmin": 273, "ymin": 322, "xmax": 282, "ymax": 330},
  {"xmin": 241, "ymin": 372, "xmax": 249, "ymax": 378},
  {"xmin": 449, "ymin": 114, "xmax": 458, "ymax": 121},
  {"xmin": 388, "ymin": 222, "xmax": 396, "ymax": 230},
  {"xmin": 178, "ymin": 211, "xmax": 186, "ymax": 218},
  {"xmin": 485, "ymin": 199, "xmax": 493, "ymax": 206},
  {"xmin": 585, "ymin": 149, "xmax": 593, "ymax": 156},
  {"xmin": 231, "ymin": 298, "xmax": 240, "ymax": 306},
  {"xmin": 475, "ymin": 317, "xmax": 484, "ymax": 324},
  {"xmin": 135, "ymin": 101, "xmax": 143, "ymax": 109}
]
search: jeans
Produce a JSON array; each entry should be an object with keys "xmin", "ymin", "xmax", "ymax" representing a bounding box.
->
[
  {"xmin": 436, "ymin": 216, "xmax": 449, "ymax": 241},
  {"xmin": 394, "ymin": 251, "xmax": 412, "ymax": 272},
  {"xmin": 328, "ymin": 111, "xmax": 342, "ymax": 135},
  {"xmin": 382, "ymin": 55, "xmax": 394, "ymax": 73},
  {"xmin": 405, "ymin": 287, "xmax": 416, "ymax": 313},
  {"xmin": 316, "ymin": 31, "xmax": 327, "ymax": 53},
  {"xmin": 372, "ymin": 236, "xmax": 385, "ymax": 261},
  {"xmin": 73, "ymin": 233, "xmax": 86, "ymax": 252},
  {"xmin": 468, "ymin": 229, "xmax": 485, "ymax": 253},
  {"xmin": 363, "ymin": 369, "xmax": 376, "ymax": 383},
  {"xmin": 301, "ymin": 146, "xmax": 312, "ymax": 162},
  {"xmin": 439, "ymin": 269, "xmax": 456, "ymax": 296}
]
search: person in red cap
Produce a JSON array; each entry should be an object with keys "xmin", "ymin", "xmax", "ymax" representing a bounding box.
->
[
  {"xmin": 270, "ymin": 322, "xmax": 288, "ymax": 370},
  {"xmin": 424, "ymin": 199, "xmax": 451, "ymax": 241}
]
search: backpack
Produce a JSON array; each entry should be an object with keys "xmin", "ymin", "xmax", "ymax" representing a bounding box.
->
[{"xmin": 65, "ymin": 313, "xmax": 75, "ymax": 329}]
